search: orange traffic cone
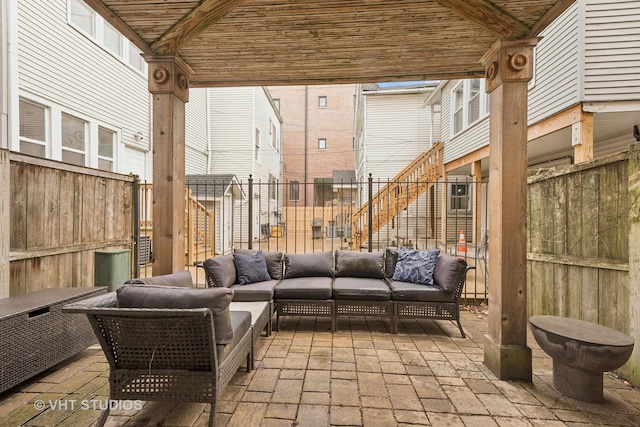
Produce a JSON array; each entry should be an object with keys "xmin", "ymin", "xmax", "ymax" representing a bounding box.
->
[{"xmin": 457, "ymin": 230, "xmax": 467, "ymax": 254}]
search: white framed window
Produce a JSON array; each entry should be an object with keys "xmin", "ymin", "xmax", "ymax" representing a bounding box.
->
[
  {"xmin": 449, "ymin": 182, "xmax": 471, "ymax": 211},
  {"xmin": 61, "ymin": 113, "xmax": 87, "ymax": 166},
  {"xmin": 273, "ymin": 99, "xmax": 280, "ymax": 111},
  {"xmin": 318, "ymin": 96, "xmax": 327, "ymax": 108},
  {"xmin": 268, "ymin": 174, "xmax": 277, "ymax": 200},
  {"xmin": 289, "ymin": 181, "xmax": 299, "ymax": 201},
  {"xmin": 451, "ymin": 79, "xmax": 489, "ymax": 136},
  {"xmin": 318, "ymin": 138, "xmax": 326, "ymax": 150},
  {"xmin": 69, "ymin": 0, "xmax": 147, "ymax": 75},
  {"xmin": 19, "ymin": 100, "xmax": 48, "ymax": 158},
  {"xmin": 269, "ymin": 119, "xmax": 277, "ymax": 149},
  {"xmin": 255, "ymin": 128, "xmax": 261, "ymax": 161},
  {"xmin": 98, "ymin": 127, "xmax": 115, "ymax": 171}
]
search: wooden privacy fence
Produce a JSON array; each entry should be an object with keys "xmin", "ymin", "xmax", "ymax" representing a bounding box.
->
[
  {"xmin": 527, "ymin": 147, "xmax": 632, "ymax": 333},
  {"xmin": 8, "ymin": 152, "xmax": 136, "ymax": 296}
]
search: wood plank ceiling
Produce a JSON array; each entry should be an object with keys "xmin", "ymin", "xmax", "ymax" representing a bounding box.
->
[{"xmin": 85, "ymin": 0, "xmax": 575, "ymax": 87}]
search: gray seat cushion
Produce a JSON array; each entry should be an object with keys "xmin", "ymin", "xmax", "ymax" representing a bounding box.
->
[
  {"xmin": 229, "ymin": 280, "xmax": 278, "ymax": 302},
  {"xmin": 389, "ymin": 281, "xmax": 455, "ymax": 303},
  {"xmin": 434, "ymin": 254, "xmax": 468, "ymax": 292},
  {"xmin": 216, "ymin": 311, "xmax": 251, "ymax": 364},
  {"xmin": 125, "ymin": 270, "xmax": 194, "ymax": 287},
  {"xmin": 203, "ymin": 254, "xmax": 236, "ymax": 288},
  {"xmin": 275, "ymin": 277, "xmax": 333, "ymax": 299},
  {"xmin": 116, "ymin": 284, "xmax": 235, "ymax": 344},
  {"xmin": 333, "ymin": 277, "xmax": 391, "ymax": 301}
]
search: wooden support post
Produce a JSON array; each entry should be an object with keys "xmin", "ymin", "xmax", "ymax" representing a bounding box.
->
[
  {"xmin": 0, "ymin": 149, "xmax": 8, "ymax": 297},
  {"xmin": 573, "ymin": 110, "xmax": 594, "ymax": 163},
  {"xmin": 472, "ymin": 160, "xmax": 483, "ymax": 245},
  {"xmin": 481, "ymin": 38, "xmax": 538, "ymax": 381},
  {"xmin": 623, "ymin": 142, "xmax": 640, "ymax": 384},
  {"xmin": 146, "ymin": 56, "xmax": 191, "ymax": 275}
]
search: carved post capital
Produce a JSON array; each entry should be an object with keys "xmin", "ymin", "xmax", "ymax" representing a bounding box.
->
[
  {"xmin": 480, "ymin": 38, "xmax": 539, "ymax": 94},
  {"xmin": 145, "ymin": 55, "xmax": 193, "ymax": 103}
]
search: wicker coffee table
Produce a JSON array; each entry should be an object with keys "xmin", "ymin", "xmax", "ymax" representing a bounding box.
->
[{"xmin": 0, "ymin": 286, "xmax": 107, "ymax": 393}]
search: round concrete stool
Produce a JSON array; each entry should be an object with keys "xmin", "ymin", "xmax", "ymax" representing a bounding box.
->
[{"xmin": 529, "ymin": 315, "xmax": 634, "ymax": 403}]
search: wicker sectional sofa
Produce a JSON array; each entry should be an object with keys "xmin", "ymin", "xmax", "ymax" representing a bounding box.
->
[{"xmin": 202, "ymin": 248, "xmax": 473, "ymax": 338}]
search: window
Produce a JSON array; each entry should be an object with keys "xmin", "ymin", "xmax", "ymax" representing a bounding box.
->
[
  {"xmin": 70, "ymin": 0, "xmax": 95, "ymax": 36},
  {"xmin": 103, "ymin": 21, "xmax": 122, "ymax": 56},
  {"xmin": 451, "ymin": 79, "xmax": 489, "ymax": 136},
  {"xmin": 98, "ymin": 127, "xmax": 115, "ymax": 171},
  {"xmin": 128, "ymin": 42, "xmax": 145, "ymax": 73},
  {"xmin": 19, "ymin": 100, "xmax": 47, "ymax": 158},
  {"xmin": 270, "ymin": 119, "xmax": 277, "ymax": 148},
  {"xmin": 269, "ymin": 175, "xmax": 277, "ymax": 200},
  {"xmin": 61, "ymin": 113, "xmax": 87, "ymax": 166},
  {"xmin": 273, "ymin": 99, "xmax": 280, "ymax": 111},
  {"xmin": 318, "ymin": 96, "xmax": 327, "ymax": 108},
  {"xmin": 449, "ymin": 183, "xmax": 470, "ymax": 211},
  {"xmin": 289, "ymin": 181, "xmax": 300, "ymax": 201},
  {"xmin": 318, "ymin": 138, "xmax": 326, "ymax": 150},
  {"xmin": 255, "ymin": 128, "xmax": 261, "ymax": 160}
]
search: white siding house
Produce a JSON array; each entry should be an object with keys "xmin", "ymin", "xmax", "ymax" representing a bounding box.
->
[
  {"xmin": 15, "ymin": 0, "xmax": 152, "ymax": 179},
  {"xmin": 207, "ymin": 87, "xmax": 283, "ymax": 243}
]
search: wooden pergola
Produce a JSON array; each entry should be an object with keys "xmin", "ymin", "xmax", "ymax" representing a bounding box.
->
[{"xmin": 83, "ymin": 0, "xmax": 575, "ymax": 382}]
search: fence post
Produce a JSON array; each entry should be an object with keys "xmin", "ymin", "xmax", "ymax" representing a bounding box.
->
[
  {"xmin": 248, "ymin": 175, "xmax": 253, "ymax": 250},
  {"xmin": 132, "ymin": 175, "xmax": 140, "ymax": 278},
  {"xmin": 625, "ymin": 142, "xmax": 640, "ymax": 384},
  {"xmin": 368, "ymin": 173, "xmax": 373, "ymax": 252}
]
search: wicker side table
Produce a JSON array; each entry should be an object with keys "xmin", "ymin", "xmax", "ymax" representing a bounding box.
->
[{"xmin": 0, "ymin": 286, "xmax": 107, "ymax": 393}]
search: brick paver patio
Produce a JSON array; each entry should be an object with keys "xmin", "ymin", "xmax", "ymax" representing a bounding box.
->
[{"xmin": 1, "ymin": 309, "xmax": 640, "ymax": 426}]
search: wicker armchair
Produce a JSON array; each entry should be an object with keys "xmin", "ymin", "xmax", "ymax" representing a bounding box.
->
[{"xmin": 63, "ymin": 292, "xmax": 252, "ymax": 427}]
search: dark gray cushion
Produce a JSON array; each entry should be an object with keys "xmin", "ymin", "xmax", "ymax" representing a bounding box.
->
[
  {"xmin": 203, "ymin": 254, "xmax": 237, "ymax": 288},
  {"xmin": 125, "ymin": 270, "xmax": 193, "ymax": 287},
  {"xmin": 283, "ymin": 251, "xmax": 335, "ymax": 279},
  {"xmin": 233, "ymin": 251, "xmax": 271, "ymax": 285},
  {"xmin": 116, "ymin": 284, "xmax": 235, "ymax": 344},
  {"xmin": 434, "ymin": 254, "xmax": 468, "ymax": 293},
  {"xmin": 333, "ymin": 277, "xmax": 391, "ymax": 301},
  {"xmin": 235, "ymin": 249, "xmax": 283, "ymax": 280},
  {"xmin": 335, "ymin": 250, "xmax": 385, "ymax": 279},
  {"xmin": 384, "ymin": 248, "xmax": 399, "ymax": 279},
  {"xmin": 389, "ymin": 281, "xmax": 454, "ymax": 303},
  {"xmin": 217, "ymin": 310, "xmax": 251, "ymax": 363},
  {"xmin": 391, "ymin": 248, "xmax": 440, "ymax": 286},
  {"xmin": 229, "ymin": 280, "xmax": 278, "ymax": 302},
  {"xmin": 275, "ymin": 277, "xmax": 333, "ymax": 299}
]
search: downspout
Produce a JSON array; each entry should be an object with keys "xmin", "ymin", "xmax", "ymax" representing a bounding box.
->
[{"xmin": 6, "ymin": 0, "xmax": 18, "ymax": 150}]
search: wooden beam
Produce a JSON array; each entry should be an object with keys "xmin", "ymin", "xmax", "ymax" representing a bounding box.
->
[
  {"xmin": 527, "ymin": 104, "xmax": 582, "ymax": 141},
  {"xmin": 152, "ymin": 0, "xmax": 247, "ymax": 54},
  {"xmin": 434, "ymin": 0, "xmax": 529, "ymax": 40},
  {"xmin": 445, "ymin": 145, "xmax": 489, "ymax": 173},
  {"xmin": 83, "ymin": 0, "xmax": 153, "ymax": 55},
  {"xmin": 528, "ymin": 0, "xmax": 577, "ymax": 37},
  {"xmin": 573, "ymin": 111, "xmax": 594, "ymax": 163}
]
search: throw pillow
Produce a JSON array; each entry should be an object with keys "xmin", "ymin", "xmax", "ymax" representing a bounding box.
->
[
  {"xmin": 283, "ymin": 251, "xmax": 335, "ymax": 279},
  {"xmin": 116, "ymin": 284, "xmax": 234, "ymax": 344},
  {"xmin": 391, "ymin": 247, "xmax": 440, "ymax": 286},
  {"xmin": 233, "ymin": 251, "xmax": 271, "ymax": 285},
  {"xmin": 335, "ymin": 250, "xmax": 385, "ymax": 279},
  {"xmin": 202, "ymin": 254, "xmax": 237, "ymax": 287},
  {"xmin": 234, "ymin": 249, "xmax": 284, "ymax": 280}
]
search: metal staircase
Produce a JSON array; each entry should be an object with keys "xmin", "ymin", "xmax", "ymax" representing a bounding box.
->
[{"xmin": 351, "ymin": 142, "xmax": 444, "ymax": 249}]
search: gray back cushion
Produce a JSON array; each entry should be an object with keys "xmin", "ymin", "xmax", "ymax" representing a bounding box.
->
[
  {"xmin": 234, "ymin": 249, "xmax": 284, "ymax": 280},
  {"xmin": 283, "ymin": 251, "xmax": 335, "ymax": 279},
  {"xmin": 203, "ymin": 254, "xmax": 237, "ymax": 287},
  {"xmin": 335, "ymin": 250, "xmax": 385, "ymax": 279},
  {"xmin": 125, "ymin": 270, "xmax": 193, "ymax": 287},
  {"xmin": 434, "ymin": 254, "xmax": 468, "ymax": 292},
  {"xmin": 116, "ymin": 284, "xmax": 235, "ymax": 344},
  {"xmin": 384, "ymin": 248, "xmax": 399, "ymax": 279}
]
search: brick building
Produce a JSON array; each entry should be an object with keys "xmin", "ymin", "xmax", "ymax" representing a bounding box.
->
[{"xmin": 268, "ymin": 85, "xmax": 356, "ymax": 206}]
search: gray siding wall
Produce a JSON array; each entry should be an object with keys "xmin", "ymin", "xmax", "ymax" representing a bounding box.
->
[
  {"xmin": 185, "ymin": 88, "xmax": 209, "ymax": 174},
  {"xmin": 528, "ymin": 2, "xmax": 580, "ymax": 124},
  {"xmin": 583, "ymin": 0, "xmax": 640, "ymax": 101},
  {"xmin": 18, "ymin": 0, "xmax": 150, "ymax": 157}
]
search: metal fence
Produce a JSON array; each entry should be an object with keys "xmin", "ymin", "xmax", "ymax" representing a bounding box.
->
[{"xmin": 139, "ymin": 175, "xmax": 489, "ymax": 301}]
